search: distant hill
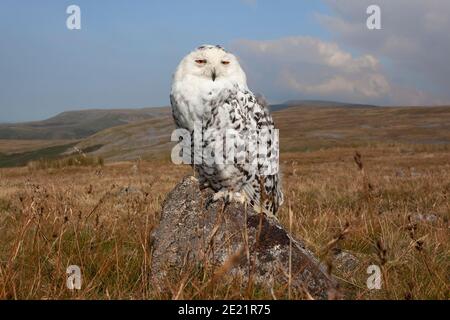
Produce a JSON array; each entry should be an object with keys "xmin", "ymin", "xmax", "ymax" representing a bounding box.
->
[
  {"xmin": 71, "ymin": 105, "xmax": 450, "ymax": 162},
  {"xmin": 72, "ymin": 113, "xmax": 174, "ymax": 162},
  {"xmin": 273, "ymin": 105, "xmax": 450, "ymax": 152},
  {"xmin": 0, "ymin": 107, "xmax": 170, "ymax": 140},
  {"xmin": 1, "ymin": 103, "xmax": 449, "ymax": 167},
  {"xmin": 270, "ymin": 100, "xmax": 377, "ymax": 112},
  {"xmin": 0, "ymin": 101, "xmax": 373, "ymax": 140}
]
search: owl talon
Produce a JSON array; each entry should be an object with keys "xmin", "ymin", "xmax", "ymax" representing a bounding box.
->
[
  {"xmin": 205, "ymin": 196, "xmax": 215, "ymax": 209},
  {"xmin": 212, "ymin": 191, "xmax": 246, "ymax": 205},
  {"xmin": 204, "ymin": 192, "xmax": 227, "ymax": 210}
]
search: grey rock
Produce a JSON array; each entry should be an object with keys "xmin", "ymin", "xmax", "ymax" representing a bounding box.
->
[
  {"xmin": 150, "ymin": 176, "xmax": 336, "ymax": 299},
  {"xmin": 332, "ymin": 249, "xmax": 360, "ymax": 273}
]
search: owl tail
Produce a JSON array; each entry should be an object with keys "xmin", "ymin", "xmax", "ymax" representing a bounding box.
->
[{"xmin": 242, "ymin": 176, "xmax": 283, "ymax": 219}]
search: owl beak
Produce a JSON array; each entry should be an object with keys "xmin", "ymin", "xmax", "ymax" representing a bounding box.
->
[{"xmin": 211, "ymin": 69, "xmax": 217, "ymax": 82}]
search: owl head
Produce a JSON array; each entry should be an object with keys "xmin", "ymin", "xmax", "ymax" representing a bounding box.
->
[{"xmin": 173, "ymin": 45, "xmax": 247, "ymax": 87}]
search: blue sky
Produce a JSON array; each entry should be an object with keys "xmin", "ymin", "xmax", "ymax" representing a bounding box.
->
[{"xmin": 1, "ymin": 0, "xmax": 449, "ymax": 122}]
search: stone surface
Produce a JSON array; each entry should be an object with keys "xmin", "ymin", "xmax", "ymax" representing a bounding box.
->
[
  {"xmin": 150, "ymin": 176, "xmax": 336, "ymax": 299},
  {"xmin": 332, "ymin": 248, "xmax": 360, "ymax": 273}
]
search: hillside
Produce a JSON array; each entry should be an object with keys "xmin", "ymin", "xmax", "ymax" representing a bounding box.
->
[
  {"xmin": 275, "ymin": 105, "xmax": 450, "ymax": 152},
  {"xmin": 0, "ymin": 100, "xmax": 326, "ymax": 141},
  {"xmin": 1, "ymin": 104, "xmax": 449, "ymax": 166},
  {"xmin": 270, "ymin": 100, "xmax": 377, "ymax": 112},
  {"xmin": 72, "ymin": 113, "xmax": 174, "ymax": 161},
  {"xmin": 0, "ymin": 107, "xmax": 170, "ymax": 140},
  {"xmin": 73, "ymin": 105, "xmax": 450, "ymax": 162},
  {"xmin": 0, "ymin": 100, "xmax": 365, "ymax": 140}
]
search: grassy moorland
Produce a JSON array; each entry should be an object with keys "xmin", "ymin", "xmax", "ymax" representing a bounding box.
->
[
  {"xmin": 0, "ymin": 105, "xmax": 449, "ymax": 299},
  {"xmin": 0, "ymin": 107, "xmax": 170, "ymax": 140},
  {"xmin": 1, "ymin": 104, "xmax": 449, "ymax": 165},
  {"xmin": 0, "ymin": 142, "xmax": 448, "ymax": 299}
]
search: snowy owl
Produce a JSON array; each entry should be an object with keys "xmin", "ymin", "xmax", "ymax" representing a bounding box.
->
[{"xmin": 170, "ymin": 45, "xmax": 283, "ymax": 217}]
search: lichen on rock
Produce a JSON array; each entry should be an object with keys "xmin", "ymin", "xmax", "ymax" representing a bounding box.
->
[{"xmin": 150, "ymin": 176, "xmax": 337, "ymax": 299}]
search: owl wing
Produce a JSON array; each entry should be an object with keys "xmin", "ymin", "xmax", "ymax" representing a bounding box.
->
[
  {"xmin": 207, "ymin": 86, "xmax": 284, "ymax": 216},
  {"xmin": 170, "ymin": 94, "xmax": 185, "ymax": 129}
]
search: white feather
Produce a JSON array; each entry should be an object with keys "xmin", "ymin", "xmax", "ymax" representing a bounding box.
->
[{"xmin": 170, "ymin": 45, "xmax": 283, "ymax": 216}]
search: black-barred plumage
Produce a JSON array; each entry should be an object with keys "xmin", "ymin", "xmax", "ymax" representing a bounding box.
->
[{"xmin": 170, "ymin": 45, "xmax": 283, "ymax": 217}]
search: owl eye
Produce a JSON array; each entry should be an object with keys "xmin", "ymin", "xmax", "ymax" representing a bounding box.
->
[
  {"xmin": 195, "ymin": 59, "xmax": 207, "ymax": 64},
  {"xmin": 221, "ymin": 61, "xmax": 230, "ymax": 65}
]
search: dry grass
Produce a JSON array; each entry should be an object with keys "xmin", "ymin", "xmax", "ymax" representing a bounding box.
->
[
  {"xmin": 0, "ymin": 143, "xmax": 448, "ymax": 299},
  {"xmin": 27, "ymin": 155, "xmax": 104, "ymax": 171}
]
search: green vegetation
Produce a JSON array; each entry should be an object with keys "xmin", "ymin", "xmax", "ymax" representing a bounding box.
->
[
  {"xmin": 0, "ymin": 143, "xmax": 76, "ymax": 168},
  {"xmin": 27, "ymin": 154, "xmax": 104, "ymax": 171},
  {"xmin": 0, "ymin": 107, "xmax": 170, "ymax": 140}
]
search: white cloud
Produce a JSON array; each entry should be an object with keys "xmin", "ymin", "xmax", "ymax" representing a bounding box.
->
[
  {"xmin": 231, "ymin": 1, "xmax": 450, "ymax": 106},
  {"xmin": 233, "ymin": 36, "xmax": 391, "ymax": 104},
  {"xmin": 282, "ymin": 73, "xmax": 389, "ymax": 99},
  {"xmin": 319, "ymin": 0, "xmax": 450, "ymax": 104}
]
